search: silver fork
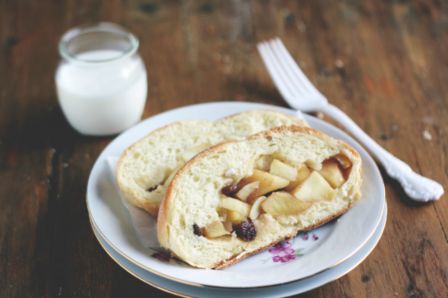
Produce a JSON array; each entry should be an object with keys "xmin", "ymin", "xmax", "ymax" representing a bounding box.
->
[{"xmin": 257, "ymin": 38, "xmax": 443, "ymax": 202}]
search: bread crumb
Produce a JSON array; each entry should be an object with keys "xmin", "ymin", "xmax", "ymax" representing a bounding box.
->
[
  {"xmin": 422, "ymin": 130, "xmax": 432, "ymax": 141},
  {"xmin": 224, "ymin": 168, "xmax": 237, "ymax": 177},
  {"xmin": 316, "ymin": 112, "xmax": 324, "ymax": 120},
  {"xmin": 335, "ymin": 59, "xmax": 344, "ymax": 69}
]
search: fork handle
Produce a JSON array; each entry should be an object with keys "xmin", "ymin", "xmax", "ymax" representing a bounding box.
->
[{"xmin": 320, "ymin": 104, "xmax": 444, "ymax": 202}]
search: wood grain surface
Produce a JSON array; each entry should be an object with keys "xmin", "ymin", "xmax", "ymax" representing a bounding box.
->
[{"xmin": 1, "ymin": 0, "xmax": 447, "ymax": 297}]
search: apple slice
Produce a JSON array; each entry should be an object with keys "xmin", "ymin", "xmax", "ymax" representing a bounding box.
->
[
  {"xmin": 219, "ymin": 197, "xmax": 250, "ymax": 216},
  {"xmin": 226, "ymin": 210, "xmax": 247, "ymax": 223},
  {"xmin": 217, "ymin": 207, "xmax": 227, "ymax": 221},
  {"xmin": 223, "ymin": 221, "xmax": 233, "ymax": 232},
  {"xmin": 334, "ymin": 154, "xmax": 352, "ymax": 169},
  {"xmin": 204, "ymin": 221, "xmax": 229, "ymax": 238},
  {"xmin": 244, "ymin": 169, "xmax": 289, "ymax": 198},
  {"xmin": 235, "ymin": 181, "xmax": 259, "ymax": 202},
  {"xmin": 255, "ymin": 155, "xmax": 273, "ymax": 171},
  {"xmin": 249, "ymin": 196, "xmax": 267, "ymax": 220},
  {"xmin": 269, "ymin": 159, "xmax": 297, "ymax": 181},
  {"xmin": 319, "ymin": 159, "xmax": 345, "ymax": 188},
  {"xmin": 284, "ymin": 164, "xmax": 311, "ymax": 191},
  {"xmin": 261, "ymin": 192, "xmax": 312, "ymax": 216},
  {"xmin": 305, "ymin": 160, "xmax": 322, "ymax": 171},
  {"xmin": 292, "ymin": 171, "xmax": 335, "ymax": 202}
]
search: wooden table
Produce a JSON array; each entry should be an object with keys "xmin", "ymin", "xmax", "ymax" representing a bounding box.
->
[{"xmin": 1, "ymin": 1, "xmax": 447, "ymax": 297}]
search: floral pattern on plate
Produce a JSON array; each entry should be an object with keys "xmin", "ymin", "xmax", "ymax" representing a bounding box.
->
[
  {"xmin": 150, "ymin": 247, "xmax": 186, "ymax": 266},
  {"xmin": 269, "ymin": 241, "xmax": 303, "ymax": 263},
  {"xmin": 265, "ymin": 231, "xmax": 321, "ymax": 264},
  {"xmin": 151, "ymin": 230, "xmax": 322, "ymax": 266}
]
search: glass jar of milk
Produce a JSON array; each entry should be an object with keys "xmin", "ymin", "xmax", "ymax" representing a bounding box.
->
[{"xmin": 56, "ymin": 23, "xmax": 147, "ymax": 135}]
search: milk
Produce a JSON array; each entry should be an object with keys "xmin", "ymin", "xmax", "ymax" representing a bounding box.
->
[{"xmin": 56, "ymin": 50, "xmax": 147, "ymax": 135}]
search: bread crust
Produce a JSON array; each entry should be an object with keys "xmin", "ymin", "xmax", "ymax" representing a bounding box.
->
[
  {"xmin": 217, "ymin": 109, "xmax": 309, "ymax": 128},
  {"xmin": 157, "ymin": 125, "xmax": 362, "ymax": 268},
  {"xmin": 159, "ymin": 205, "xmax": 350, "ymax": 270},
  {"xmin": 214, "ymin": 205, "xmax": 349, "ymax": 269}
]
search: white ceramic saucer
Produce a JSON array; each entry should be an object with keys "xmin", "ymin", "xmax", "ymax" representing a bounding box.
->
[
  {"xmin": 87, "ymin": 102, "xmax": 386, "ymax": 288},
  {"xmin": 90, "ymin": 204, "xmax": 387, "ymax": 297}
]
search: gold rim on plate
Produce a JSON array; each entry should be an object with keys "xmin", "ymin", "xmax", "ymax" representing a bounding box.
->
[
  {"xmin": 89, "ymin": 205, "xmax": 387, "ymax": 296},
  {"xmin": 87, "ymin": 199, "xmax": 386, "ymax": 289},
  {"xmin": 86, "ymin": 202, "xmax": 206, "ymax": 287},
  {"xmin": 89, "ymin": 216, "xmax": 191, "ymax": 298}
]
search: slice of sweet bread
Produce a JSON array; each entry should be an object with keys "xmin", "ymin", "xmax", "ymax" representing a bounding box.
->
[
  {"xmin": 157, "ymin": 126, "xmax": 362, "ymax": 269},
  {"xmin": 116, "ymin": 110, "xmax": 307, "ymax": 216}
]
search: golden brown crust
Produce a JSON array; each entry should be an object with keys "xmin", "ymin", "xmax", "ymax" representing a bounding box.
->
[
  {"xmin": 157, "ymin": 134, "xmax": 242, "ymax": 246},
  {"xmin": 140, "ymin": 203, "xmax": 160, "ymax": 217},
  {"xmin": 246, "ymin": 124, "xmax": 339, "ymax": 143},
  {"xmin": 156, "ymin": 188, "xmax": 170, "ymax": 245},
  {"xmin": 218, "ymin": 109, "xmax": 308, "ymax": 128},
  {"xmin": 157, "ymin": 125, "xmax": 361, "ymax": 265},
  {"xmin": 161, "ymin": 204, "xmax": 351, "ymax": 269},
  {"xmin": 213, "ymin": 205, "xmax": 351, "ymax": 269}
]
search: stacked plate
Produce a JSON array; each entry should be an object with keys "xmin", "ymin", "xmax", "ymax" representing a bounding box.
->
[{"xmin": 87, "ymin": 102, "xmax": 387, "ymax": 297}]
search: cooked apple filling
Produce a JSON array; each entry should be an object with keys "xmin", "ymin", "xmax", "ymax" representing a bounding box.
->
[{"xmin": 196, "ymin": 154, "xmax": 352, "ymax": 241}]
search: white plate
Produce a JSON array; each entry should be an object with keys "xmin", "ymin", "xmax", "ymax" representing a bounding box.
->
[
  {"xmin": 90, "ymin": 204, "xmax": 387, "ymax": 297},
  {"xmin": 87, "ymin": 102, "xmax": 386, "ymax": 288}
]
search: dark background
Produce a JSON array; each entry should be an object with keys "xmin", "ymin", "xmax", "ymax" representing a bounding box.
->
[{"xmin": 1, "ymin": 0, "xmax": 447, "ymax": 297}]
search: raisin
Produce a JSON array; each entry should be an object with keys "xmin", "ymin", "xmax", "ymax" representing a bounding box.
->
[
  {"xmin": 222, "ymin": 183, "xmax": 239, "ymax": 197},
  {"xmin": 147, "ymin": 185, "xmax": 158, "ymax": 192},
  {"xmin": 193, "ymin": 224, "xmax": 203, "ymax": 236},
  {"xmin": 233, "ymin": 219, "xmax": 256, "ymax": 241}
]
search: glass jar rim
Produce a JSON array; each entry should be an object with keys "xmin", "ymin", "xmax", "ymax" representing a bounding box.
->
[{"xmin": 58, "ymin": 22, "xmax": 139, "ymax": 64}]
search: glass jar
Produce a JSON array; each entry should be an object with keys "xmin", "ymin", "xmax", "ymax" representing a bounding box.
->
[{"xmin": 56, "ymin": 23, "xmax": 147, "ymax": 135}]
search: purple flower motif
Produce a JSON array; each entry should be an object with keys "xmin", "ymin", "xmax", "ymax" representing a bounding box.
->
[
  {"xmin": 149, "ymin": 248, "xmax": 188, "ymax": 266},
  {"xmin": 151, "ymin": 250, "xmax": 171, "ymax": 262},
  {"xmin": 269, "ymin": 241, "xmax": 298, "ymax": 263},
  {"xmin": 312, "ymin": 234, "xmax": 319, "ymax": 241},
  {"xmin": 269, "ymin": 240, "xmax": 292, "ymax": 253},
  {"xmin": 301, "ymin": 232, "xmax": 309, "ymax": 240}
]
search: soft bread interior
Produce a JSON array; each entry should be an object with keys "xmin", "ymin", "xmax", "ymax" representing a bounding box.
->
[
  {"xmin": 116, "ymin": 110, "xmax": 307, "ymax": 216},
  {"xmin": 157, "ymin": 126, "xmax": 362, "ymax": 269}
]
